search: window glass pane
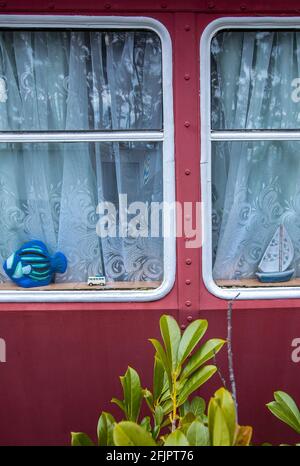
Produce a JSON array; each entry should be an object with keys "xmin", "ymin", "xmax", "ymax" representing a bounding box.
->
[
  {"xmin": 0, "ymin": 141, "xmax": 163, "ymax": 287},
  {"xmin": 211, "ymin": 31, "xmax": 300, "ymax": 130},
  {"xmin": 0, "ymin": 30, "xmax": 162, "ymax": 131},
  {"xmin": 212, "ymin": 140, "xmax": 300, "ymax": 280}
]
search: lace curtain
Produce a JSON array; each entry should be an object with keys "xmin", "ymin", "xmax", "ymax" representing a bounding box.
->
[
  {"xmin": 0, "ymin": 30, "xmax": 163, "ymax": 283},
  {"xmin": 212, "ymin": 31, "xmax": 300, "ymax": 279}
]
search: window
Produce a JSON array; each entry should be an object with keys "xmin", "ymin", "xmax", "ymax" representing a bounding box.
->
[
  {"xmin": 0, "ymin": 16, "xmax": 175, "ymax": 302},
  {"xmin": 201, "ymin": 18, "xmax": 300, "ymax": 299}
]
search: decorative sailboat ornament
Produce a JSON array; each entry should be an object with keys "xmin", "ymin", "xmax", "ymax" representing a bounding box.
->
[{"xmin": 256, "ymin": 224, "xmax": 295, "ymax": 283}]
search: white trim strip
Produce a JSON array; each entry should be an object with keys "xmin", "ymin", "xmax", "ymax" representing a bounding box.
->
[
  {"xmin": 0, "ymin": 131, "xmax": 164, "ymax": 143},
  {"xmin": 200, "ymin": 17, "xmax": 300, "ymax": 301},
  {"xmin": 211, "ymin": 131, "xmax": 300, "ymax": 141},
  {"xmin": 0, "ymin": 15, "xmax": 168, "ymax": 30},
  {"xmin": 0, "ymin": 14, "xmax": 175, "ymax": 303}
]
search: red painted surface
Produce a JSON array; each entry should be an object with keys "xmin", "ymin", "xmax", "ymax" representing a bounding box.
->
[{"xmin": 0, "ymin": 0, "xmax": 299, "ymax": 446}]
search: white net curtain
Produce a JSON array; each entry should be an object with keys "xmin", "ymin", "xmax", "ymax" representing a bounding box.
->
[
  {"xmin": 0, "ymin": 30, "xmax": 163, "ymax": 283},
  {"xmin": 211, "ymin": 31, "xmax": 300, "ymax": 280}
]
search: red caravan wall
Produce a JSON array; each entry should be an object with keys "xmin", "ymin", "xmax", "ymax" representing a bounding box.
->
[{"xmin": 0, "ymin": 0, "xmax": 299, "ymax": 445}]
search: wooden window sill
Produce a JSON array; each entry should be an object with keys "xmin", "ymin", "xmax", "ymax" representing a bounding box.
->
[
  {"xmin": 0, "ymin": 281, "xmax": 162, "ymax": 291},
  {"xmin": 216, "ymin": 278, "xmax": 300, "ymax": 288}
]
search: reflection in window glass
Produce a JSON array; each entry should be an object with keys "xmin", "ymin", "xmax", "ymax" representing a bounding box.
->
[
  {"xmin": 212, "ymin": 140, "xmax": 300, "ymax": 280},
  {"xmin": 211, "ymin": 31, "xmax": 300, "ymax": 130},
  {"xmin": 0, "ymin": 142, "xmax": 163, "ymax": 285},
  {"xmin": 0, "ymin": 30, "xmax": 162, "ymax": 131}
]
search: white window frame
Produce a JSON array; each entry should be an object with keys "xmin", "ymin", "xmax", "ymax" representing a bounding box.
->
[
  {"xmin": 200, "ymin": 17, "xmax": 300, "ymax": 300},
  {"xmin": 0, "ymin": 15, "xmax": 175, "ymax": 303}
]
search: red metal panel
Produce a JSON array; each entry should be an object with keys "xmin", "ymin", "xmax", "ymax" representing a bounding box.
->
[
  {"xmin": 0, "ymin": 0, "xmax": 299, "ymax": 446},
  {"xmin": 173, "ymin": 11, "xmax": 201, "ymax": 328},
  {"xmin": 1, "ymin": 1, "xmax": 300, "ymax": 13}
]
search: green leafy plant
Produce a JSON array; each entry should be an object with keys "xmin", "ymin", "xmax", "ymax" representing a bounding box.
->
[
  {"xmin": 147, "ymin": 315, "xmax": 224, "ymax": 433},
  {"xmin": 71, "ymin": 314, "xmax": 226, "ymax": 446},
  {"xmin": 112, "ymin": 387, "xmax": 252, "ymax": 446},
  {"xmin": 208, "ymin": 387, "xmax": 252, "ymax": 446},
  {"xmin": 267, "ymin": 391, "xmax": 300, "ymax": 437}
]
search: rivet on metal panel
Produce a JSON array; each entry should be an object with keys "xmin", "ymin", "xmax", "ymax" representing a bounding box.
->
[
  {"xmin": 184, "ymin": 121, "xmax": 190, "ymax": 128},
  {"xmin": 105, "ymin": 3, "xmax": 112, "ymax": 9},
  {"xmin": 184, "ymin": 25, "xmax": 191, "ymax": 31},
  {"xmin": 161, "ymin": 2, "xmax": 168, "ymax": 8},
  {"xmin": 184, "ymin": 73, "xmax": 190, "ymax": 81},
  {"xmin": 185, "ymin": 279, "xmax": 191, "ymax": 285},
  {"xmin": 185, "ymin": 301, "xmax": 192, "ymax": 307},
  {"xmin": 208, "ymin": 1, "xmax": 215, "ymax": 8},
  {"xmin": 185, "ymin": 169, "xmax": 191, "ymax": 175},
  {"xmin": 181, "ymin": 324, "xmax": 186, "ymax": 330},
  {"xmin": 240, "ymin": 4, "xmax": 247, "ymax": 10},
  {"xmin": 185, "ymin": 258, "xmax": 192, "ymax": 265},
  {"xmin": 187, "ymin": 315, "xmax": 193, "ymax": 322}
]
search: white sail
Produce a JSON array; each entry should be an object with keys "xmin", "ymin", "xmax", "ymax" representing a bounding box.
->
[{"xmin": 258, "ymin": 225, "xmax": 294, "ymax": 273}]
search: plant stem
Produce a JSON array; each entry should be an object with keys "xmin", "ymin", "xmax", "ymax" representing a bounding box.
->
[
  {"xmin": 171, "ymin": 373, "xmax": 177, "ymax": 432},
  {"xmin": 227, "ymin": 294, "xmax": 239, "ymax": 422},
  {"xmin": 213, "ymin": 350, "xmax": 227, "ymax": 388}
]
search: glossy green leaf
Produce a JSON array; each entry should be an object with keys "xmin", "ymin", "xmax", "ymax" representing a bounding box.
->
[
  {"xmin": 159, "ymin": 315, "xmax": 181, "ymax": 371},
  {"xmin": 154, "ymin": 405, "xmax": 164, "ymax": 427},
  {"xmin": 164, "ymin": 430, "xmax": 189, "ymax": 446},
  {"xmin": 111, "ymin": 397, "xmax": 126, "ymax": 415},
  {"xmin": 181, "ymin": 412, "xmax": 196, "ymax": 425},
  {"xmin": 153, "ymin": 355, "xmax": 165, "ymax": 402},
  {"xmin": 267, "ymin": 391, "xmax": 300, "ymax": 434},
  {"xmin": 140, "ymin": 416, "xmax": 152, "ymax": 432},
  {"xmin": 149, "ymin": 338, "xmax": 172, "ymax": 387},
  {"xmin": 159, "ymin": 383, "xmax": 171, "ymax": 404},
  {"xmin": 210, "ymin": 404, "xmax": 231, "ymax": 446},
  {"xmin": 187, "ymin": 421, "xmax": 210, "ymax": 446},
  {"xmin": 113, "ymin": 421, "xmax": 157, "ymax": 446},
  {"xmin": 143, "ymin": 388, "xmax": 152, "ymax": 398},
  {"xmin": 219, "ymin": 388, "xmax": 236, "ymax": 444},
  {"xmin": 177, "ymin": 320, "xmax": 208, "ymax": 366},
  {"xmin": 179, "ymin": 413, "xmax": 196, "ymax": 434},
  {"xmin": 177, "ymin": 365, "xmax": 217, "ymax": 406},
  {"xmin": 120, "ymin": 367, "xmax": 143, "ymax": 422},
  {"xmin": 97, "ymin": 412, "xmax": 115, "ymax": 446},
  {"xmin": 207, "ymin": 395, "xmax": 216, "ymax": 441},
  {"xmin": 208, "ymin": 388, "xmax": 236, "ymax": 446},
  {"xmin": 190, "ymin": 396, "xmax": 206, "ymax": 419},
  {"xmin": 161, "ymin": 398, "xmax": 173, "ymax": 415},
  {"xmin": 180, "ymin": 339, "xmax": 225, "ymax": 380},
  {"xmin": 143, "ymin": 388, "xmax": 154, "ymax": 412},
  {"xmin": 153, "ymin": 425, "xmax": 160, "ymax": 439},
  {"xmin": 71, "ymin": 432, "xmax": 95, "ymax": 446},
  {"xmin": 274, "ymin": 391, "xmax": 300, "ymax": 420},
  {"xmin": 179, "ymin": 400, "xmax": 191, "ymax": 417}
]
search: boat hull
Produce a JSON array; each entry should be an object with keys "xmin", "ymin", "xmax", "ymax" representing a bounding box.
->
[{"xmin": 256, "ymin": 269, "xmax": 295, "ymax": 283}]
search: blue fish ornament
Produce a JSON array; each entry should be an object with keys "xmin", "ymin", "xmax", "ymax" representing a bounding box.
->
[{"xmin": 3, "ymin": 240, "xmax": 67, "ymax": 288}]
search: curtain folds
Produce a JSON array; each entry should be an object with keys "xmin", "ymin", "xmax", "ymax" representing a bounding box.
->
[
  {"xmin": 212, "ymin": 31, "xmax": 300, "ymax": 279},
  {"xmin": 0, "ymin": 30, "xmax": 163, "ymax": 283}
]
